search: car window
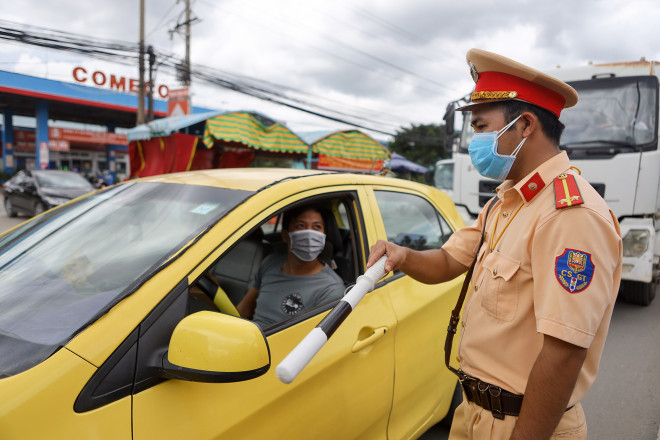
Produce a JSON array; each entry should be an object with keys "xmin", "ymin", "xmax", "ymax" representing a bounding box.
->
[
  {"xmin": 374, "ymin": 190, "xmax": 453, "ymax": 251},
  {"xmin": 191, "ymin": 196, "xmax": 360, "ymax": 333},
  {"xmin": 0, "ymin": 181, "xmax": 253, "ymax": 378},
  {"xmin": 34, "ymin": 171, "xmax": 94, "ymax": 190}
]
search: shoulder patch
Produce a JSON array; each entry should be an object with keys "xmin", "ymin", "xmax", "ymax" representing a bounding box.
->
[
  {"xmin": 555, "ymin": 249, "xmax": 595, "ymax": 293},
  {"xmin": 553, "ymin": 174, "xmax": 584, "ymax": 209}
]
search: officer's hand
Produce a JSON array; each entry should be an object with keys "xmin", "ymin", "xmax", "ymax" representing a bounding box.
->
[{"xmin": 367, "ymin": 240, "xmax": 407, "ymax": 273}]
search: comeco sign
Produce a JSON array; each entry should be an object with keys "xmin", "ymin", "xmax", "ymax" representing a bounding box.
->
[{"xmin": 72, "ymin": 67, "xmax": 169, "ymax": 98}]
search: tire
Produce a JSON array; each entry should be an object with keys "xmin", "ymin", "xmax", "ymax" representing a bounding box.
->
[
  {"xmin": 32, "ymin": 202, "xmax": 46, "ymax": 217},
  {"xmin": 440, "ymin": 381, "xmax": 464, "ymax": 427},
  {"xmin": 4, "ymin": 198, "xmax": 17, "ymax": 218},
  {"xmin": 621, "ymin": 280, "xmax": 656, "ymax": 306}
]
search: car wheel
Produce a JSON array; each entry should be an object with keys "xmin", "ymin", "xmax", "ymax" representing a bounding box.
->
[
  {"xmin": 4, "ymin": 198, "xmax": 17, "ymax": 217},
  {"xmin": 32, "ymin": 202, "xmax": 46, "ymax": 217},
  {"xmin": 621, "ymin": 280, "xmax": 656, "ymax": 306}
]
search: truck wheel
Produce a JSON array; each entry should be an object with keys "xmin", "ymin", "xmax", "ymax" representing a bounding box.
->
[{"xmin": 621, "ymin": 280, "xmax": 656, "ymax": 306}]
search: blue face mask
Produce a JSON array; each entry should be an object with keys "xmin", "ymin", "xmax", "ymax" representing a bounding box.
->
[{"xmin": 468, "ymin": 115, "xmax": 527, "ymax": 181}]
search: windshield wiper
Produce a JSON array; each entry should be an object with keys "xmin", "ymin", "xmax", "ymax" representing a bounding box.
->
[{"xmin": 561, "ymin": 140, "xmax": 639, "ymax": 151}]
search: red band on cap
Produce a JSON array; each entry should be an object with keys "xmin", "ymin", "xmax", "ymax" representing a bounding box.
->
[{"xmin": 474, "ymin": 71, "xmax": 566, "ymax": 117}]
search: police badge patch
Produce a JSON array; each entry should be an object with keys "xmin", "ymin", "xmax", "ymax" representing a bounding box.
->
[{"xmin": 555, "ymin": 249, "xmax": 595, "ymax": 293}]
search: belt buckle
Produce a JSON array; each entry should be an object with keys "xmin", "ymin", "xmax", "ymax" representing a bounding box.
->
[{"xmin": 489, "ymin": 386, "xmax": 504, "ymax": 420}]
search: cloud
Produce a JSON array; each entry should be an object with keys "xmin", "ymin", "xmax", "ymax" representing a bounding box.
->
[{"xmin": 1, "ymin": 0, "xmax": 660, "ymax": 136}]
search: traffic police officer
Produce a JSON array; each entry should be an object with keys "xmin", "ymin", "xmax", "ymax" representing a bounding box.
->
[{"xmin": 367, "ymin": 48, "xmax": 622, "ymax": 439}]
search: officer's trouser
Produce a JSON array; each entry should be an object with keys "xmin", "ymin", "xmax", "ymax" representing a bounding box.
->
[{"xmin": 448, "ymin": 394, "xmax": 587, "ymax": 440}]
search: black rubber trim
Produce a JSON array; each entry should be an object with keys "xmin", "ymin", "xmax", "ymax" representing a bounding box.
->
[
  {"xmin": 159, "ymin": 352, "xmax": 270, "ymax": 383},
  {"xmin": 74, "ymin": 327, "xmax": 139, "ymax": 413}
]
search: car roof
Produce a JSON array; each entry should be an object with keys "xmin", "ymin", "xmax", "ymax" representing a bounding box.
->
[{"xmin": 134, "ymin": 168, "xmax": 431, "ymax": 193}]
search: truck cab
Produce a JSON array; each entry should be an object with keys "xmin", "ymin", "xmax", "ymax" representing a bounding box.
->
[{"xmin": 438, "ymin": 60, "xmax": 660, "ymax": 305}]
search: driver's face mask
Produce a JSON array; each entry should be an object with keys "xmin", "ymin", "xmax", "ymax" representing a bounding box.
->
[
  {"xmin": 287, "ymin": 229, "xmax": 326, "ymax": 262},
  {"xmin": 468, "ymin": 114, "xmax": 527, "ymax": 181}
]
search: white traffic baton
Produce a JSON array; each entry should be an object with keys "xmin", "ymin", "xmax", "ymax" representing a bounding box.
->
[{"xmin": 276, "ymin": 255, "xmax": 388, "ymax": 384}]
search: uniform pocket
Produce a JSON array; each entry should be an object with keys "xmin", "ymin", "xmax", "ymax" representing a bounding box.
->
[
  {"xmin": 551, "ymin": 404, "xmax": 587, "ymax": 439},
  {"xmin": 480, "ymin": 252, "xmax": 521, "ymax": 321}
]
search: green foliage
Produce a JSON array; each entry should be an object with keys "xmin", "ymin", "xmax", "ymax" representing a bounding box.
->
[{"xmin": 387, "ymin": 123, "xmax": 450, "ymax": 168}]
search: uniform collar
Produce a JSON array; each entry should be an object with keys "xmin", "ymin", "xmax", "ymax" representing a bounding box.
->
[{"xmin": 497, "ymin": 151, "xmax": 571, "ymax": 204}]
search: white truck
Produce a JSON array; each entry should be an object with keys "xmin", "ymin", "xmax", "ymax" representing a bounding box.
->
[{"xmin": 436, "ymin": 59, "xmax": 660, "ymax": 306}]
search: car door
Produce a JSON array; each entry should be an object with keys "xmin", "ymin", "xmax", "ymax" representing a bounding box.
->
[
  {"xmin": 131, "ymin": 187, "xmax": 398, "ymax": 440},
  {"xmin": 16, "ymin": 173, "xmax": 38, "ymax": 213},
  {"xmin": 364, "ymin": 187, "xmax": 465, "ymax": 439},
  {"xmin": 5, "ymin": 171, "xmax": 27, "ymax": 212}
]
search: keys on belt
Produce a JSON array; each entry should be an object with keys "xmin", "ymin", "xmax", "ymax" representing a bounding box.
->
[{"xmin": 457, "ymin": 370, "xmax": 523, "ymax": 420}]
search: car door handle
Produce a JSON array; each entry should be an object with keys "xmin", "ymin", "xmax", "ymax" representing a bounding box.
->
[{"xmin": 352, "ymin": 327, "xmax": 387, "ymax": 353}]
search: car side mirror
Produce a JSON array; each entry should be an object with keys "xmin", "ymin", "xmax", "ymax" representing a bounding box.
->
[{"xmin": 158, "ymin": 311, "xmax": 271, "ymax": 383}]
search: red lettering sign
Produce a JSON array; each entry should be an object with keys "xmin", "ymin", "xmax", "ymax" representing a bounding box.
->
[
  {"xmin": 49, "ymin": 127, "xmax": 127, "ymax": 145},
  {"xmin": 72, "ymin": 67, "xmax": 170, "ymax": 98},
  {"xmin": 158, "ymin": 84, "xmax": 169, "ymax": 98},
  {"xmin": 129, "ymin": 78, "xmax": 139, "ymax": 93},
  {"xmin": 73, "ymin": 67, "xmax": 87, "ymax": 83},
  {"xmin": 110, "ymin": 75, "xmax": 126, "ymax": 91},
  {"xmin": 92, "ymin": 71, "xmax": 107, "ymax": 86}
]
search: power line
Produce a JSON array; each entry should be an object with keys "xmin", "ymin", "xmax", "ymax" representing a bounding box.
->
[
  {"xmin": 219, "ymin": 1, "xmax": 451, "ymax": 92},
  {"xmin": 0, "ymin": 19, "xmax": 401, "ymax": 135}
]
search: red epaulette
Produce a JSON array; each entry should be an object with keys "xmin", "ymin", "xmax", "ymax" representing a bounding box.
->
[{"xmin": 553, "ymin": 173, "xmax": 584, "ymax": 209}]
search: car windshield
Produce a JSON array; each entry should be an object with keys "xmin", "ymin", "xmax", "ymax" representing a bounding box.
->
[
  {"xmin": 457, "ymin": 76, "xmax": 658, "ymax": 154},
  {"xmin": 560, "ymin": 76, "xmax": 658, "ymax": 149},
  {"xmin": 0, "ymin": 181, "xmax": 252, "ymax": 378},
  {"xmin": 34, "ymin": 171, "xmax": 94, "ymax": 189}
]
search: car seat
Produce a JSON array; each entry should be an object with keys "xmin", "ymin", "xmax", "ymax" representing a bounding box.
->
[{"xmin": 211, "ymin": 229, "xmax": 269, "ymax": 305}]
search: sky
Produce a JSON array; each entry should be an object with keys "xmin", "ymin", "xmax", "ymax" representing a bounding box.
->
[{"xmin": 2, "ymin": 0, "xmax": 660, "ymax": 141}]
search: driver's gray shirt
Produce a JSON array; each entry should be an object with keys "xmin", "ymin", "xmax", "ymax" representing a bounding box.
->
[{"xmin": 251, "ymin": 252, "xmax": 345, "ymax": 328}]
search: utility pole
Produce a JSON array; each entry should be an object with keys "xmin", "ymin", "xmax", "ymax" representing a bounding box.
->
[
  {"xmin": 184, "ymin": 0, "xmax": 191, "ymax": 86},
  {"xmin": 147, "ymin": 46, "xmax": 155, "ymax": 122},
  {"xmin": 137, "ymin": 0, "xmax": 146, "ymax": 126}
]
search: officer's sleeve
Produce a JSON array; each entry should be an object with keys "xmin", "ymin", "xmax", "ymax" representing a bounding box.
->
[
  {"xmin": 442, "ymin": 203, "xmax": 490, "ymax": 268},
  {"xmin": 532, "ymin": 207, "xmax": 622, "ymax": 348}
]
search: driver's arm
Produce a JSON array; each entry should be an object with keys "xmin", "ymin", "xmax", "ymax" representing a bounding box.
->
[{"xmin": 237, "ymin": 287, "xmax": 259, "ymax": 319}]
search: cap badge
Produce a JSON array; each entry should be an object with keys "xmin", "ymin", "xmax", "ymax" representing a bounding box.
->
[{"xmin": 469, "ymin": 62, "xmax": 479, "ymax": 83}]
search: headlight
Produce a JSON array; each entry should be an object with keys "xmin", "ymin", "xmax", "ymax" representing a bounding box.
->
[
  {"xmin": 622, "ymin": 229, "xmax": 650, "ymax": 257},
  {"xmin": 43, "ymin": 196, "xmax": 69, "ymax": 207}
]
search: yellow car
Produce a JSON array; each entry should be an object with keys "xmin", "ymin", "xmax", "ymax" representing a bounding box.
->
[{"xmin": 0, "ymin": 168, "xmax": 466, "ymax": 439}]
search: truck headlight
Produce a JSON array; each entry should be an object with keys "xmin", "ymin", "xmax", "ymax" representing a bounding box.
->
[{"xmin": 622, "ymin": 229, "xmax": 650, "ymax": 257}]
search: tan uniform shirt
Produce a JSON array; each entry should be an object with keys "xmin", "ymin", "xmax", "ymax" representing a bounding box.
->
[{"xmin": 443, "ymin": 151, "xmax": 622, "ymax": 406}]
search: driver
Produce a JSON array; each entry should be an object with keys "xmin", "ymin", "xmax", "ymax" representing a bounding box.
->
[{"xmin": 236, "ymin": 204, "xmax": 345, "ymax": 328}]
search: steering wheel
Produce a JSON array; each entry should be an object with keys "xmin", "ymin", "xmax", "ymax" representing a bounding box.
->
[{"xmin": 196, "ymin": 275, "xmax": 240, "ymax": 317}]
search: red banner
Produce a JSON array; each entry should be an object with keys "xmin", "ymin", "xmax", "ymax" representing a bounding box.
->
[
  {"xmin": 317, "ymin": 154, "xmax": 382, "ymax": 172},
  {"xmin": 129, "ymin": 133, "xmax": 198, "ymax": 178}
]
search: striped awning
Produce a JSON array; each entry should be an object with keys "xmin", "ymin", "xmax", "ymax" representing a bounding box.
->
[
  {"xmin": 312, "ymin": 130, "xmax": 390, "ymax": 171},
  {"xmin": 312, "ymin": 130, "xmax": 390, "ymax": 161},
  {"xmin": 203, "ymin": 112, "xmax": 308, "ymax": 154}
]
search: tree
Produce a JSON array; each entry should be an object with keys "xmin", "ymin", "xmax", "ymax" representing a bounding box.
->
[{"xmin": 388, "ymin": 123, "xmax": 449, "ymax": 168}]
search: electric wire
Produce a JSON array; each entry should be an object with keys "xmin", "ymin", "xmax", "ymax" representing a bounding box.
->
[{"xmin": 0, "ymin": 19, "xmax": 401, "ymax": 135}]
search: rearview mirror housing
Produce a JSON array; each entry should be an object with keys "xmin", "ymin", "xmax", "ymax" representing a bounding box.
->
[{"xmin": 159, "ymin": 311, "xmax": 270, "ymax": 383}]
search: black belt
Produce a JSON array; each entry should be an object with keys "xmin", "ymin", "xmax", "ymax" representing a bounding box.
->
[
  {"xmin": 458, "ymin": 370, "xmax": 575, "ymax": 420},
  {"xmin": 457, "ymin": 370, "xmax": 522, "ymax": 420}
]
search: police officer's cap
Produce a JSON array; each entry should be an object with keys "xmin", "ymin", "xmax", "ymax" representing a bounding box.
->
[{"xmin": 457, "ymin": 48, "xmax": 578, "ymax": 117}]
